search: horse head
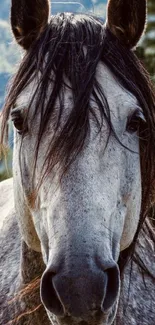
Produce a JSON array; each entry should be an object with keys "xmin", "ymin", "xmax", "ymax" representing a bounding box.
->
[{"xmin": 2, "ymin": 0, "xmax": 154, "ymax": 324}]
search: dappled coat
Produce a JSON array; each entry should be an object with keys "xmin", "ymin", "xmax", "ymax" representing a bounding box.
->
[{"xmin": 0, "ymin": 178, "xmax": 155, "ymax": 325}]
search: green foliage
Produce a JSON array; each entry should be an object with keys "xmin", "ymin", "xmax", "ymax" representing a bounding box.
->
[
  {"xmin": 137, "ymin": 0, "xmax": 155, "ymax": 81},
  {"xmin": 0, "ymin": 148, "xmax": 12, "ymax": 181}
]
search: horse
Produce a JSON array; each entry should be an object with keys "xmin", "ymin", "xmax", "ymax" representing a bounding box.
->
[{"xmin": 1, "ymin": 0, "xmax": 155, "ymax": 324}]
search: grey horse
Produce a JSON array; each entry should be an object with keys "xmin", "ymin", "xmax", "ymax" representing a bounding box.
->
[
  {"xmin": 1, "ymin": 179, "xmax": 155, "ymax": 325},
  {"xmin": 0, "ymin": 0, "xmax": 155, "ymax": 324}
]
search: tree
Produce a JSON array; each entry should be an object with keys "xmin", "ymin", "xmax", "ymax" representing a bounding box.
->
[{"xmin": 137, "ymin": 0, "xmax": 155, "ymax": 81}]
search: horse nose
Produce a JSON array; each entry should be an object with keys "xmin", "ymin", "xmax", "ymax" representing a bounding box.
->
[
  {"xmin": 41, "ymin": 270, "xmax": 64, "ymax": 316},
  {"xmin": 101, "ymin": 265, "xmax": 120, "ymax": 312},
  {"xmin": 41, "ymin": 264, "xmax": 120, "ymax": 317}
]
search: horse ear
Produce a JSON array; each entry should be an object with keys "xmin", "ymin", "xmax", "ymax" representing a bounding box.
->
[
  {"xmin": 107, "ymin": 0, "xmax": 147, "ymax": 48},
  {"xmin": 11, "ymin": 0, "xmax": 50, "ymax": 50}
]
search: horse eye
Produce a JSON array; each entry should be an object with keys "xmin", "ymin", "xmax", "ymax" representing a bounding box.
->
[
  {"xmin": 126, "ymin": 110, "xmax": 146, "ymax": 134},
  {"xmin": 11, "ymin": 110, "xmax": 27, "ymax": 135}
]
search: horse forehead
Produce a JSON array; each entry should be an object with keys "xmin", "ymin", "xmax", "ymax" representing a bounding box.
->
[
  {"xmin": 16, "ymin": 62, "xmax": 138, "ymax": 117},
  {"xmin": 96, "ymin": 63, "xmax": 139, "ymax": 115}
]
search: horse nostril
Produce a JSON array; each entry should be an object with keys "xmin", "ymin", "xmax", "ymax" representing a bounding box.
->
[
  {"xmin": 41, "ymin": 264, "xmax": 120, "ymax": 318},
  {"xmin": 41, "ymin": 271, "xmax": 64, "ymax": 316},
  {"xmin": 102, "ymin": 265, "xmax": 120, "ymax": 312}
]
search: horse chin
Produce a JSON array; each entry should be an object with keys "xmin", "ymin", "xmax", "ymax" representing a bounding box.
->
[{"xmin": 46, "ymin": 301, "xmax": 118, "ymax": 325}]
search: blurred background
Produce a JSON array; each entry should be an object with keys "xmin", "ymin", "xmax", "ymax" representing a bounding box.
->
[{"xmin": 0, "ymin": 0, "xmax": 154, "ymax": 181}]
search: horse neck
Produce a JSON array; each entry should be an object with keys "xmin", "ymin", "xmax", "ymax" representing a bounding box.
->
[
  {"xmin": 136, "ymin": 218, "xmax": 155, "ymax": 279},
  {"xmin": 17, "ymin": 241, "xmax": 50, "ymax": 325},
  {"xmin": 20, "ymin": 240, "xmax": 45, "ymax": 284},
  {"xmin": 115, "ymin": 219, "xmax": 155, "ymax": 325}
]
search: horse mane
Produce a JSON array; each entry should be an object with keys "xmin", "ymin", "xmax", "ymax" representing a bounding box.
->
[{"xmin": 1, "ymin": 12, "xmax": 155, "ymax": 270}]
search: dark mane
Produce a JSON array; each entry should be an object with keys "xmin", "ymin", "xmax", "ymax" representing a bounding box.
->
[{"xmin": 1, "ymin": 13, "xmax": 155, "ymax": 270}]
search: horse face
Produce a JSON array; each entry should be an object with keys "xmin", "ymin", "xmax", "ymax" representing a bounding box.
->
[
  {"xmin": 10, "ymin": 0, "xmax": 147, "ymax": 324},
  {"xmin": 12, "ymin": 62, "xmax": 142, "ymax": 324}
]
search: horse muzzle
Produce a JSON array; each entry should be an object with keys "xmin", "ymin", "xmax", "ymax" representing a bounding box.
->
[{"xmin": 40, "ymin": 259, "xmax": 120, "ymax": 321}]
